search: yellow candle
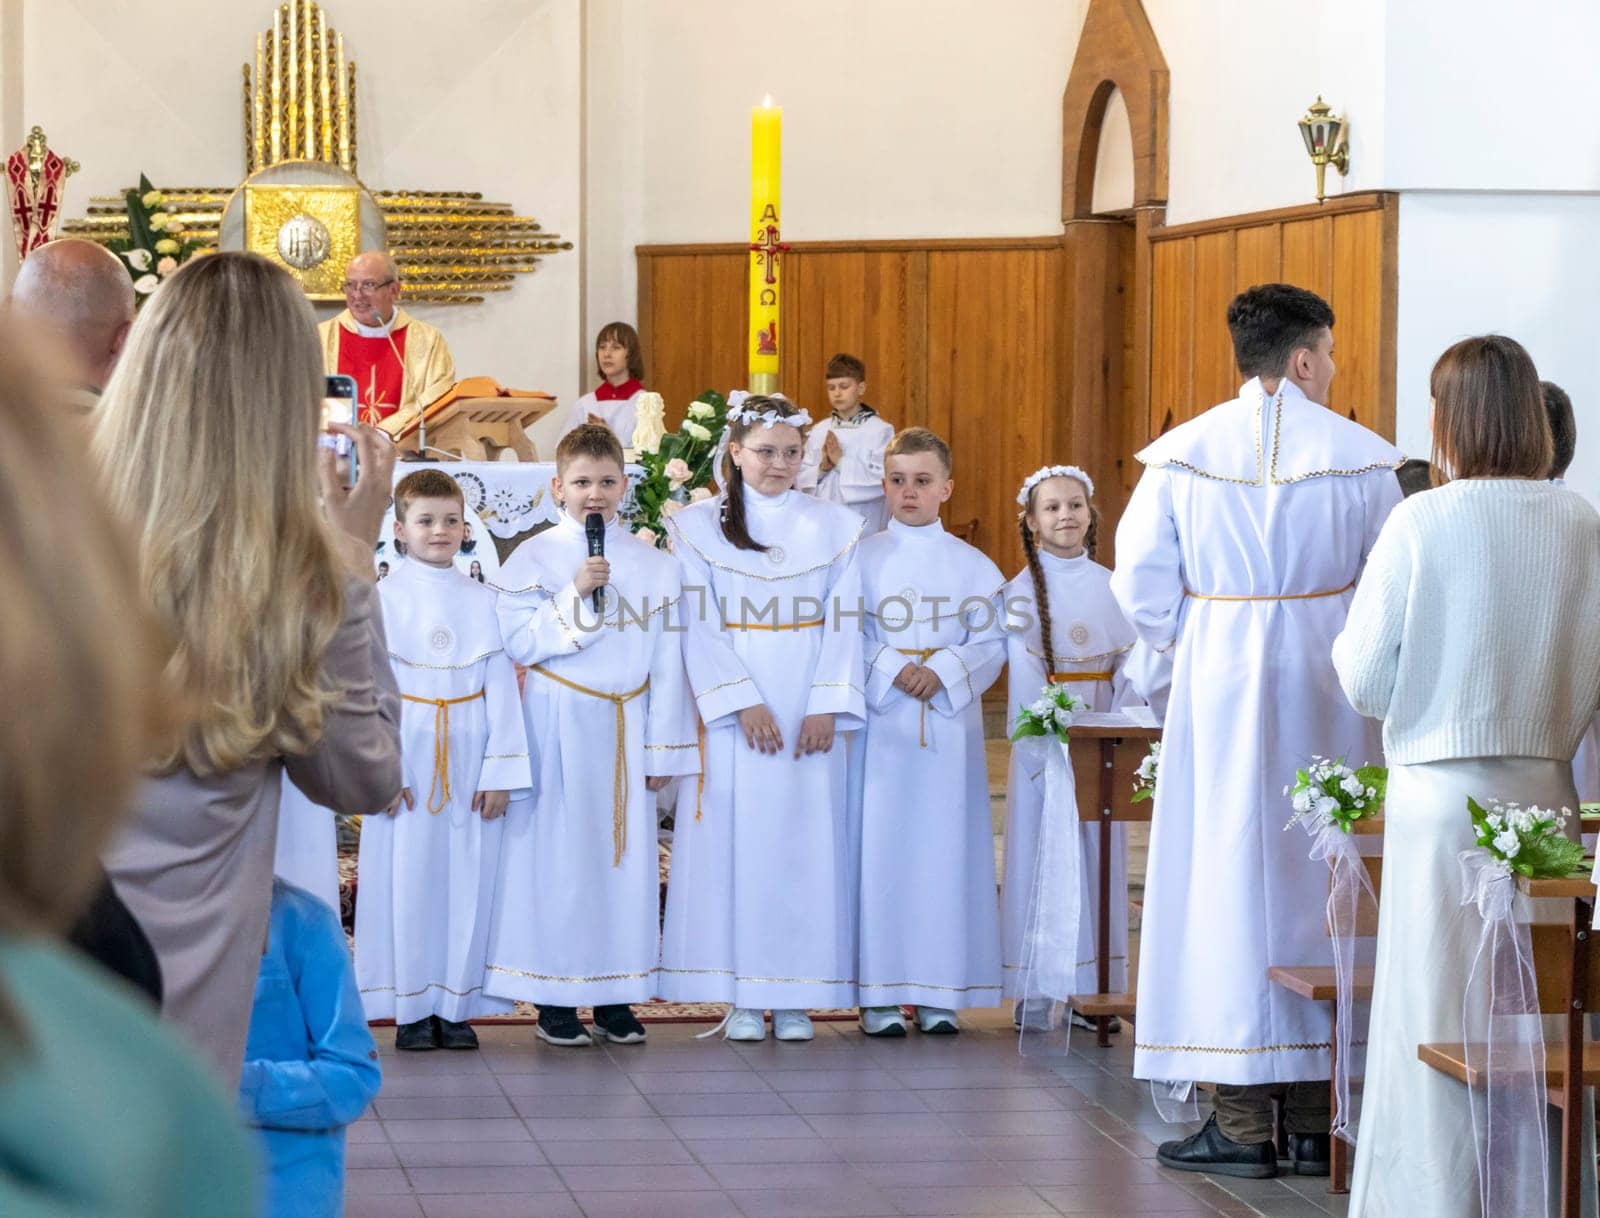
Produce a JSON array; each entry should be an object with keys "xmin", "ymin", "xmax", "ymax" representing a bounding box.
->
[{"xmin": 748, "ymin": 96, "xmax": 782, "ymax": 394}]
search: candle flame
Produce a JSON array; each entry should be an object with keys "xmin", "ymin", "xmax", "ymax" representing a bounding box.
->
[{"xmin": 763, "ymin": 93, "xmax": 773, "ymax": 107}]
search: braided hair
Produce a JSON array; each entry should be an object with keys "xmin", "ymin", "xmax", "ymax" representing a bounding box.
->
[
  {"xmin": 1018, "ymin": 473, "xmax": 1097, "ymax": 673},
  {"xmin": 718, "ymin": 394, "xmax": 808, "ymax": 553}
]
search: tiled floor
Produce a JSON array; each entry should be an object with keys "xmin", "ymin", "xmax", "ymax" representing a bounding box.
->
[{"xmin": 345, "ymin": 1012, "xmax": 1350, "ymax": 1218}]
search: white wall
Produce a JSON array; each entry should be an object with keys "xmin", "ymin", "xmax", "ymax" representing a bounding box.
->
[{"xmin": 11, "ymin": 0, "xmax": 583, "ymax": 450}]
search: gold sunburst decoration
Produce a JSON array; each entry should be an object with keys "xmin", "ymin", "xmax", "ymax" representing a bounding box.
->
[{"xmin": 62, "ymin": 1, "xmax": 570, "ymax": 303}]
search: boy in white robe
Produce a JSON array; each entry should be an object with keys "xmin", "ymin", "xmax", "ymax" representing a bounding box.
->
[
  {"xmin": 1112, "ymin": 284, "xmax": 1401, "ymax": 1179},
  {"xmin": 1001, "ymin": 466, "xmax": 1137, "ymax": 1033},
  {"xmin": 796, "ymin": 353, "xmax": 894, "ymax": 534},
  {"xmin": 658, "ymin": 395, "xmax": 866, "ymax": 1042},
  {"xmin": 854, "ymin": 428, "xmax": 1006, "ymax": 1036},
  {"xmin": 484, "ymin": 425, "xmax": 699, "ymax": 1047},
  {"xmin": 355, "ymin": 470, "xmax": 531, "ymax": 1050}
]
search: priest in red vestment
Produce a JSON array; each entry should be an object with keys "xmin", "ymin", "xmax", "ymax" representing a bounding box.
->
[{"xmin": 317, "ymin": 251, "xmax": 456, "ymax": 433}]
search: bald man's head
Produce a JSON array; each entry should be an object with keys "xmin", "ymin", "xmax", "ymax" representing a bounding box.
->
[{"xmin": 10, "ymin": 239, "xmax": 136, "ymax": 392}]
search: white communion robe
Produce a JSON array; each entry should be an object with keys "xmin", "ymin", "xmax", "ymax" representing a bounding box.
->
[
  {"xmin": 657, "ymin": 487, "xmax": 866, "ymax": 1009},
  {"xmin": 271, "ymin": 779, "xmax": 341, "ymax": 913},
  {"xmin": 560, "ymin": 387, "xmax": 641, "ymax": 449},
  {"xmin": 855, "ymin": 518, "xmax": 1007, "ymax": 1008},
  {"xmin": 797, "ymin": 409, "xmax": 894, "ymax": 534},
  {"xmin": 483, "ymin": 513, "xmax": 700, "ymax": 1007},
  {"xmin": 1111, "ymin": 377, "xmax": 1401, "ymax": 1086},
  {"xmin": 1001, "ymin": 549, "xmax": 1138, "ymax": 1000},
  {"xmin": 355, "ymin": 561, "xmax": 531, "ymax": 1023}
]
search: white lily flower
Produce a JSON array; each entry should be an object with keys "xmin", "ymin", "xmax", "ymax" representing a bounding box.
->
[
  {"xmin": 123, "ymin": 248, "xmax": 153, "ymax": 271},
  {"xmin": 132, "ymin": 273, "xmax": 159, "ymax": 294}
]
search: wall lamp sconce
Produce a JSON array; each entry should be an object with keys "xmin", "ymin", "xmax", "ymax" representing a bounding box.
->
[{"xmin": 1298, "ymin": 97, "xmax": 1350, "ymax": 204}]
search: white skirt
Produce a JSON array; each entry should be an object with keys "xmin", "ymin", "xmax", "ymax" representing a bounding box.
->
[{"xmin": 1350, "ymin": 755, "xmax": 1595, "ymax": 1218}]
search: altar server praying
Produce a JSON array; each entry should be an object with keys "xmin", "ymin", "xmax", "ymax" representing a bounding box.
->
[
  {"xmin": 1001, "ymin": 464, "xmax": 1137, "ymax": 1032},
  {"xmin": 797, "ymin": 352, "xmax": 894, "ymax": 533},
  {"xmin": 559, "ymin": 321, "xmax": 647, "ymax": 447},
  {"xmin": 658, "ymin": 395, "xmax": 866, "ymax": 1042},
  {"xmin": 1112, "ymin": 284, "xmax": 1402, "ymax": 1180},
  {"xmin": 855, "ymin": 428, "xmax": 1006, "ymax": 1037},
  {"xmin": 484, "ymin": 425, "xmax": 699, "ymax": 1048},
  {"xmin": 355, "ymin": 470, "xmax": 531, "ymax": 1051}
]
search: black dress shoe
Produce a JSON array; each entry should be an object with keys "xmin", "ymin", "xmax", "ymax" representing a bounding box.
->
[
  {"xmin": 536, "ymin": 1005, "xmax": 593, "ymax": 1047},
  {"xmin": 1156, "ymin": 1113, "xmax": 1278, "ymax": 1179},
  {"xmin": 592, "ymin": 1004, "xmax": 648, "ymax": 1044},
  {"xmin": 394, "ymin": 1017, "xmax": 438, "ymax": 1051},
  {"xmin": 1288, "ymin": 1132, "xmax": 1330, "ymax": 1177},
  {"xmin": 435, "ymin": 1016, "xmax": 479, "ymax": 1050}
]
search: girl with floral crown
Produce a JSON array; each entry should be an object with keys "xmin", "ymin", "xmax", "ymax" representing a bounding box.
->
[
  {"xmin": 657, "ymin": 395, "xmax": 867, "ymax": 1042},
  {"xmin": 1001, "ymin": 464, "xmax": 1139, "ymax": 1033}
]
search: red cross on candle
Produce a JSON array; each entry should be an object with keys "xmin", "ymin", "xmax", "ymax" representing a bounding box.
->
[{"xmin": 749, "ymin": 223, "xmax": 787, "ymax": 286}]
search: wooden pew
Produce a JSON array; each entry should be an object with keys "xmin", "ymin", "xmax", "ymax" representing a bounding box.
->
[
  {"xmin": 1063, "ymin": 715, "xmax": 1161, "ymax": 1047},
  {"xmin": 1416, "ymin": 874, "xmax": 1596, "ymax": 1218}
]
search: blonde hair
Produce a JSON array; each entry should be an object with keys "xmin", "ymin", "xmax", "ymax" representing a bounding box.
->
[
  {"xmin": 93, "ymin": 252, "xmax": 348, "ymax": 776},
  {"xmin": 0, "ymin": 330, "xmax": 164, "ymax": 945}
]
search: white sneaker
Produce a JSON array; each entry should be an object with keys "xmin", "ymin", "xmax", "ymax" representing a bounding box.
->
[
  {"xmin": 772, "ymin": 1009, "xmax": 814, "ymax": 1041},
  {"xmin": 916, "ymin": 1006, "xmax": 959, "ymax": 1035},
  {"xmin": 1013, "ymin": 997, "xmax": 1053, "ymax": 1031},
  {"xmin": 859, "ymin": 1006, "xmax": 908, "ymax": 1038},
  {"xmin": 723, "ymin": 1007, "xmax": 767, "ymax": 1041}
]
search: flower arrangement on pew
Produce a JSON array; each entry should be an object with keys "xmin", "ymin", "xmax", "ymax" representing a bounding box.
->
[
  {"xmin": 1467, "ymin": 798, "xmax": 1586, "ymax": 879},
  {"xmin": 1284, "ymin": 756, "xmax": 1386, "ymax": 834},
  {"xmin": 1010, "ymin": 684, "xmax": 1088, "ymax": 745},
  {"xmin": 1131, "ymin": 741, "xmax": 1161, "ymax": 802},
  {"xmin": 108, "ymin": 174, "xmax": 211, "ymax": 302},
  {"xmin": 627, "ymin": 390, "xmax": 728, "ymax": 548}
]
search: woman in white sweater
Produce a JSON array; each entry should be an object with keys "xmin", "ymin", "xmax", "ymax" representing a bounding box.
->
[{"xmin": 1333, "ymin": 335, "xmax": 1600, "ymax": 1217}]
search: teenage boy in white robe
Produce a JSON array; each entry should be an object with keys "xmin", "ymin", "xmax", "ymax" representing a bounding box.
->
[
  {"xmin": 1112, "ymin": 284, "xmax": 1401, "ymax": 1180},
  {"xmin": 796, "ymin": 352, "xmax": 894, "ymax": 534},
  {"xmin": 854, "ymin": 428, "xmax": 1006, "ymax": 1036},
  {"xmin": 484, "ymin": 425, "xmax": 699, "ymax": 1047},
  {"xmin": 658, "ymin": 395, "xmax": 866, "ymax": 1042},
  {"xmin": 355, "ymin": 470, "xmax": 531, "ymax": 1050},
  {"xmin": 1001, "ymin": 466, "xmax": 1138, "ymax": 1034}
]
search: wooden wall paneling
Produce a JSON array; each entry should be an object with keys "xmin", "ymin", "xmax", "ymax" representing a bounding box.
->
[
  {"xmin": 639, "ymin": 252, "xmax": 747, "ymax": 421},
  {"xmin": 1190, "ymin": 230, "xmax": 1237, "ymax": 413},
  {"xmin": 1328, "ymin": 207, "xmax": 1386, "ymax": 436},
  {"xmin": 1148, "ymin": 238, "xmax": 1194, "ymax": 439},
  {"xmin": 1233, "ymin": 223, "xmax": 1281, "ymax": 293},
  {"xmin": 1279, "ymin": 215, "xmax": 1333, "ymax": 300}
]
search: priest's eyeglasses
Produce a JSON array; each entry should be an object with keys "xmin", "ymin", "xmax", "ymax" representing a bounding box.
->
[
  {"xmin": 746, "ymin": 445, "xmax": 804, "ymax": 465},
  {"xmin": 343, "ymin": 278, "xmax": 396, "ymax": 295}
]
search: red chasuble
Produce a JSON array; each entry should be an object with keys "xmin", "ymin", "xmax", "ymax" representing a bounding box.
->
[{"xmin": 337, "ymin": 327, "xmax": 409, "ymax": 423}]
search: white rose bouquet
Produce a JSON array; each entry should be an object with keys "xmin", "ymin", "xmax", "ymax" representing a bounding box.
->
[
  {"xmin": 627, "ymin": 390, "xmax": 729, "ymax": 549},
  {"xmin": 1467, "ymin": 797, "xmax": 1585, "ymax": 879},
  {"xmin": 1131, "ymin": 741, "xmax": 1161, "ymax": 803},
  {"xmin": 107, "ymin": 173, "xmax": 209, "ymax": 304},
  {"xmin": 1284, "ymin": 756, "xmax": 1386, "ymax": 835},
  {"xmin": 1009, "ymin": 683, "xmax": 1088, "ymax": 745}
]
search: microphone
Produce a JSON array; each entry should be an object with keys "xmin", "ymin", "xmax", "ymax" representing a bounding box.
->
[{"xmin": 585, "ymin": 513, "xmax": 606, "ymax": 615}]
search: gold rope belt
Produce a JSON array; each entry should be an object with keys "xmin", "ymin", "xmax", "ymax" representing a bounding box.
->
[
  {"xmin": 1048, "ymin": 670, "xmax": 1113, "ymax": 685},
  {"xmin": 530, "ymin": 666, "xmax": 650, "ymax": 866},
  {"xmin": 1184, "ymin": 578, "xmax": 1355, "ymax": 602},
  {"xmin": 897, "ymin": 646, "xmax": 940, "ymax": 748},
  {"xmin": 400, "ymin": 689, "xmax": 486, "ymax": 814},
  {"xmin": 727, "ymin": 617, "xmax": 825, "ymax": 631}
]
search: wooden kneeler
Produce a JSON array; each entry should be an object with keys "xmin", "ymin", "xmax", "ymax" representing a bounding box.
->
[
  {"xmin": 1063, "ymin": 716, "xmax": 1161, "ymax": 1048},
  {"xmin": 1265, "ymin": 821, "xmax": 1382, "ymax": 1194},
  {"xmin": 1417, "ymin": 875, "xmax": 1597, "ymax": 1218}
]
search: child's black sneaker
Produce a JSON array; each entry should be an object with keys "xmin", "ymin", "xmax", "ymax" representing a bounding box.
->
[
  {"xmin": 592, "ymin": 1004, "xmax": 648, "ymax": 1044},
  {"xmin": 435, "ymin": 1016, "xmax": 479, "ymax": 1050},
  {"xmin": 395, "ymin": 1017, "xmax": 438, "ymax": 1051},
  {"xmin": 536, "ymin": 1005, "xmax": 593, "ymax": 1047}
]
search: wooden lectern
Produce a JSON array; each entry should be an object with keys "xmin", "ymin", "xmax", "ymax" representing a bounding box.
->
[
  {"xmin": 1065, "ymin": 712, "xmax": 1162, "ymax": 1047},
  {"xmin": 389, "ymin": 376, "xmax": 557, "ymax": 462}
]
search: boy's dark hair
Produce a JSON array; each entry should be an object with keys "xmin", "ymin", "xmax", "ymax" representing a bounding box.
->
[
  {"xmin": 1543, "ymin": 380, "xmax": 1576, "ymax": 478},
  {"xmin": 1394, "ymin": 458, "xmax": 1435, "ymax": 498},
  {"xmin": 1226, "ymin": 284, "xmax": 1335, "ymax": 380},
  {"xmin": 595, "ymin": 321, "xmax": 645, "ymax": 381},
  {"xmin": 885, "ymin": 426, "xmax": 952, "ymax": 476},
  {"xmin": 825, "ymin": 352, "xmax": 866, "ymax": 383},
  {"xmin": 556, "ymin": 422, "xmax": 626, "ymax": 474},
  {"xmin": 394, "ymin": 469, "xmax": 464, "ymax": 521}
]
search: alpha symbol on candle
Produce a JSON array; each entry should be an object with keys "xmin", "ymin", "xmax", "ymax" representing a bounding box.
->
[{"xmin": 750, "ymin": 223, "xmax": 787, "ymax": 286}]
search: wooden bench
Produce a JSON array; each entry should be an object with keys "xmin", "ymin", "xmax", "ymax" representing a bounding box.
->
[
  {"xmin": 1417, "ymin": 874, "xmax": 1596, "ymax": 1218},
  {"xmin": 1265, "ymin": 816, "xmax": 1383, "ymax": 1194},
  {"xmin": 1062, "ymin": 716, "xmax": 1161, "ymax": 1047}
]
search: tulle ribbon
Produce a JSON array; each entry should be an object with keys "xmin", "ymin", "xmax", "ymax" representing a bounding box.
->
[
  {"xmin": 1458, "ymin": 847, "xmax": 1549, "ymax": 1216},
  {"xmin": 1015, "ymin": 736, "xmax": 1081, "ymax": 1056},
  {"xmin": 1300, "ymin": 816, "xmax": 1378, "ymax": 1143}
]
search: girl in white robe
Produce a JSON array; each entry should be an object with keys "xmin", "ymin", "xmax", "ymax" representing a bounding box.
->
[
  {"xmin": 855, "ymin": 429, "xmax": 1007, "ymax": 1033},
  {"xmin": 355, "ymin": 535, "xmax": 531, "ymax": 1038},
  {"xmin": 558, "ymin": 322, "xmax": 646, "ymax": 448},
  {"xmin": 1001, "ymin": 466, "xmax": 1137, "ymax": 1026},
  {"xmin": 658, "ymin": 396, "xmax": 866, "ymax": 1041},
  {"xmin": 483, "ymin": 433, "xmax": 699, "ymax": 1043}
]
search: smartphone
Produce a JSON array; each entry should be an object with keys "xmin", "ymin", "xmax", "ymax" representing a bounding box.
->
[{"xmin": 320, "ymin": 374, "xmax": 360, "ymax": 487}]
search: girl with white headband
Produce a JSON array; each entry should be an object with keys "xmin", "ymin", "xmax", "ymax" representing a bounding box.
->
[
  {"xmin": 658, "ymin": 394, "xmax": 867, "ymax": 1043},
  {"xmin": 1001, "ymin": 463, "xmax": 1138, "ymax": 1033}
]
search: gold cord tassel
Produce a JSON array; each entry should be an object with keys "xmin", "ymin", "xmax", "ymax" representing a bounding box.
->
[{"xmin": 400, "ymin": 689, "xmax": 486, "ymax": 813}]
